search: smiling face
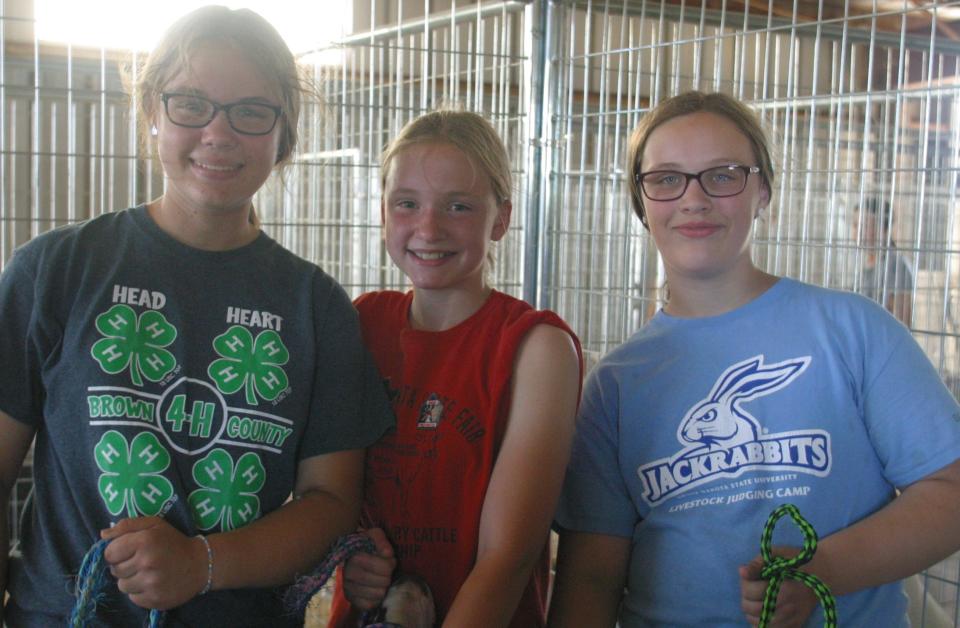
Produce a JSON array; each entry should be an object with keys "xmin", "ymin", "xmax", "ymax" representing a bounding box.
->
[
  {"xmin": 155, "ymin": 42, "xmax": 283, "ymax": 220},
  {"xmin": 641, "ymin": 111, "xmax": 770, "ymax": 283},
  {"xmin": 382, "ymin": 142, "xmax": 510, "ymax": 296}
]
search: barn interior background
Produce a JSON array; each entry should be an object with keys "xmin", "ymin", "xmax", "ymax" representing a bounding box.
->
[{"xmin": 3, "ymin": 0, "xmax": 960, "ymax": 624}]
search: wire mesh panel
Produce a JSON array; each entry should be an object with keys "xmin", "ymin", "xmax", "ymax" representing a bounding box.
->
[
  {"xmin": 543, "ymin": 1, "xmax": 960, "ymax": 367},
  {"xmin": 5, "ymin": 0, "xmax": 960, "ymax": 625},
  {"xmin": 542, "ymin": 1, "xmax": 960, "ymax": 625},
  {"xmin": 244, "ymin": 3, "xmax": 535, "ymax": 622},
  {"xmin": 0, "ymin": 1, "xmax": 535, "ymax": 620},
  {"xmin": 0, "ymin": 45, "xmax": 159, "ymax": 263},
  {"xmin": 0, "ymin": 4, "xmax": 162, "ymax": 567},
  {"xmin": 255, "ymin": 0, "xmax": 534, "ymax": 298}
]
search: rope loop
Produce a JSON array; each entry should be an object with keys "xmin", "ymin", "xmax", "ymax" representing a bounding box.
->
[
  {"xmin": 283, "ymin": 533, "xmax": 377, "ymax": 612},
  {"xmin": 69, "ymin": 538, "xmax": 165, "ymax": 628},
  {"xmin": 757, "ymin": 503, "xmax": 838, "ymax": 628}
]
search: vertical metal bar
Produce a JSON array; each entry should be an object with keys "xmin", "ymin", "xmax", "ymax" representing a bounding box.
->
[
  {"xmin": 936, "ymin": 49, "xmax": 956, "ymax": 381},
  {"xmin": 670, "ymin": 0, "xmax": 683, "ymax": 93},
  {"xmin": 799, "ymin": 0, "xmax": 824, "ymax": 284},
  {"xmin": 474, "ymin": 2, "xmax": 483, "ymax": 112},
  {"xmin": 576, "ymin": 0, "xmax": 592, "ymax": 333},
  {"xmin": 31, "ymin": 15, "xmax": 40, "ymax": 237},
  {"xmin": 784, "ymin": 0, "xmax": 799, "ymax": 278},
  {"xmin": 452, "ymin": 3, "xmax": 460, "ymax": 105},
  {"xmin": 735, "ymin": 0, "xmax": 747, "ymax": 97},
  {"xmin": 99, "ymin": 48, "xmax": 107, "ymax": 217},
  {"xmin": 127, "ymin": 48, "xmax": 137, "ymax": 210},
  {"xmin": 885, "ymin": 5, "xmax": 907, "ymax": 316},
  {"xmin": 911, "ymin": 4, "xmax": 939, "ymax": 334},
  {"xmin": 524, "ymin": 0, "xmax": 545, "ymax": 306},
  {"xmin": 693, "ymin": 0, "xmax": 705, "ymax": 89},
  {"xmin": 769, "ymin": 33, "xmax": 786, "ymax": 274},
  {"xmin": 594, "ymin": 0, "xmax": 612, "ymax": 344},
  {"xmin": 50, "ymin": 101, "xmax": 57, "ymax": 221},
  {"xmin": 561, "ymin": 2, "xmax": 577, "ymax": 328},
  {"xmin": 395, "ymin": 6, "xmax": 404, "ymax": 134},
  {"xmin": 421, "ymin": 0, "xmax": 429, "ymax": 111},
  {"xmin": 107, "ymin": 105, "xmax": 115, "ymax": 214},
  {"xmin": 7, "ymin": 99, "xmax": 15, "ymax": 260},
  {"xmin": 432, "ymin": 27, "xmax": 439, "ymax": 108},
  {"xmin": 760, "ymin": 2, "xmax": 773, "ymax": 101},
  {"xmin": 652, "ymin": 0, "xmax": 664, "ymax": 104},
  {"xmin": 0, "ymin": 0, "xmax": 7, "ymax": 263},
  {"xmin": 824, "ymin": 1, "xmax": 850, "ymax": 291},
  {"xmin": 543, "ymin": 0, "xmax": 569, "ymax": 312},
  {"xmin": 338, "ymin": 50, "xmax": 348, "ymax": 283},
  {"xmin": 611, "ymin": 0, "xmax": 631, "ymax": 338},
  {"xmin": 712, "ymin": 0, "xmax": 726, "ymax": 92}
]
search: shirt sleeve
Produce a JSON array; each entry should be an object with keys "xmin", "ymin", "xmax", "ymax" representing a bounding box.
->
[
  {"xmin": 298, "ymin": 274, "xmax": 394, "ymax": 460},
  {"xmin": 0, "ymin": 244, "xmax": 54, "ymax": 427},
  {"xmin": 555, "ymin": 363, "xmax": 638, "ymax": 538},
  {"xmin": 859, "ymin": 304, "xmax": 960, "ymax": 487}
]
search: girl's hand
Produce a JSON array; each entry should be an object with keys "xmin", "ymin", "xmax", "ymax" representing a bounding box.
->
[
  {"xmin": 101, "ymin": 517, "xmax": 209, "ymax": 610},
  {"xmin": 342, "ymin": 527, "xmax": 397, "ymax": 610},
  {"xmin": 739, "ymin": 551, "xmax": 818, "ymax": 628}
]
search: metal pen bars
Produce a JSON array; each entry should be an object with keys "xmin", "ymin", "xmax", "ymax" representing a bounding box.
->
[{"xmin": 3, "ymin": 1, "xmax": 960, "ymax": 624}]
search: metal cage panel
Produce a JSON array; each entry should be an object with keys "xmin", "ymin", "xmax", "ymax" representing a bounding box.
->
[{"xmin": 4, "ymin": 1, "xmax": 960, "ymax": 625}]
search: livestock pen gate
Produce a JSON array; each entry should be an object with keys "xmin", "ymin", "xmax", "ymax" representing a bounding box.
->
[{"xmin": 3, "ymin": 0, "xmax": 960, "ymax": 624}]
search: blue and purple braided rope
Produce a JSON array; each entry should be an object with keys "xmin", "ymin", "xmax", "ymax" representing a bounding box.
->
[
  {"xmin": 69, "ymin": 538, "xmax": 165, "ymax": 628},
  {"xmin": 285, "ymin": 533, "xmax": 403, "ymax": 628},
  {"xmin": 72, "ymin": 533, "xmax": 403, "ymax": 627}
]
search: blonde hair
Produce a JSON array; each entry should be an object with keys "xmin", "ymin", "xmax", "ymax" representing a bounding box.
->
[
  {"xmin": 380, "ymin": 110, "xmax": 512, "ymax": 206},
  {"xmin": 133, "ymin": 5, "xmax": 306, "ymax": 168},
  {"xmin": 626, "ymin": 91, "xmax": 775, "ymax": 228}
]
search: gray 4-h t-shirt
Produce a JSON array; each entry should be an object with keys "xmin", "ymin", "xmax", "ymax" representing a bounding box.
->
[{"xmin": 0, "ymin": 206, "xmax": 392, "ymax": 627}]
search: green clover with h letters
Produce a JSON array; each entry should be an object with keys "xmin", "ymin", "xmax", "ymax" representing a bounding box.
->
[
  {"xmin": 207, "ymin": 326, "xmax": 289, "ymax": 405},
  {"xmin": 95, "ymin": 430, "xmax": 174, "ymax": 518},
  {"xmin": 189, "ymin": 448, "xmax": 266, "ymax": 531},
  {"xmin": 91, "ymin": 304, "xmax": 177, "ymax": 386}
]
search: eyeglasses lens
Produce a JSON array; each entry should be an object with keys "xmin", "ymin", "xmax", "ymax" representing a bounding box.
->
[
  {"xmin": 641, "ymin": 166, "xmax": 748, "ymax": 201},
  {"xmin": 164, "ymin": 94, "xmax": 278, "ymax": 135}
]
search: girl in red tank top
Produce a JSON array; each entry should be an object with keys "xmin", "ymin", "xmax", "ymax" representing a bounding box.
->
[{"xmin": 328, "ymin": 110, "xmax": 582, "ymax": 628}]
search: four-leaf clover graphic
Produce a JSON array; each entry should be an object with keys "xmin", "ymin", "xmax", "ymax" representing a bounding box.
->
[
  {"xmin": 95, "ymin": 430, "xmax": 175, "ymax": 518},
  {"xmin": 188, "ymin": 449, "xmax": 266, "ymax": 531},
  {"xmin": 208, "ymin": 326, "xmax": 289, "ymax": 405},
  {"xmin": 91, "ymin": 304, "xmax": 177, "ymax": 386}
]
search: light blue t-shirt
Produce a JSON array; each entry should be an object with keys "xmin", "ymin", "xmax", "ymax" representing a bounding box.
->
[{"xmin": 556, "ymin": 278, "xmax": 960, "ymax": 627}]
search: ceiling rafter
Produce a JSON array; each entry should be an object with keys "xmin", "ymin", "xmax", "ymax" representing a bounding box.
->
[{"xmin": 653, "ymin": 0, "xmax": 960, "ymax": 40}]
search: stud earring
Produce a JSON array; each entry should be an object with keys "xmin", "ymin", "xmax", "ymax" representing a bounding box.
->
[{"xmin": 150, "ymin": 125, "xmax": 158, "ymax": 136}]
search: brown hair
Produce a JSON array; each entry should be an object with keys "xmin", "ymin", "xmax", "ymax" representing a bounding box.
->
[
  {"xmin": 626, "ymin": 91, "xmax": 775, "ymax": 228},
  {"xmin": 133, "ymin": 5, "xmax": 306, "ymax": 167}
]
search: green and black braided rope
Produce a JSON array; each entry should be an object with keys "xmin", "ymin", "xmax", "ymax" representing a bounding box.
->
[{"xmin": 758, "ymin": 503, "xmax": 837, "ymax": 628}]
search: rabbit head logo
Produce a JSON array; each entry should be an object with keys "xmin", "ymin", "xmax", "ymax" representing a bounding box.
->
[{"xmin": 678, "ymin": 355, "xmax": 810, "ymax": 450}]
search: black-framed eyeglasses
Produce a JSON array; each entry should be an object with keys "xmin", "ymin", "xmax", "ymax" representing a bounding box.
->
[
  {"xmin": 635, "ymin": 165, "xmax": 761, "ymax": 201},
  {"xmin": 160, "ymin": 92, "xmax": 283, "ymax": 136}
]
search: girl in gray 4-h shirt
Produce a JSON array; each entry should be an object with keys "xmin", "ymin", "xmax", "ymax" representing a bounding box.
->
[{"xmin": 0, "ymin": 7, "xmax": 392, "ymax": 627}]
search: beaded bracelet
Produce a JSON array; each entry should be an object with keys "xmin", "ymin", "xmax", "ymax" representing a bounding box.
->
[{"xmin": 195, "ymin": 534, "xmax": 214, "ymax": 595}]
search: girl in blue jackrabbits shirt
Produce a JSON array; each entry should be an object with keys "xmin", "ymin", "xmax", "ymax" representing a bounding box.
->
[{"xmin": 549, "ymin": 91, "xmax": 960, "ymax": 627}]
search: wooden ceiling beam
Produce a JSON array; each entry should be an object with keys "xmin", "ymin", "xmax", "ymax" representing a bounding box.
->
[{"xmin": 653, "ymin": 0, "xmax": 960, "ymax": 40}]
